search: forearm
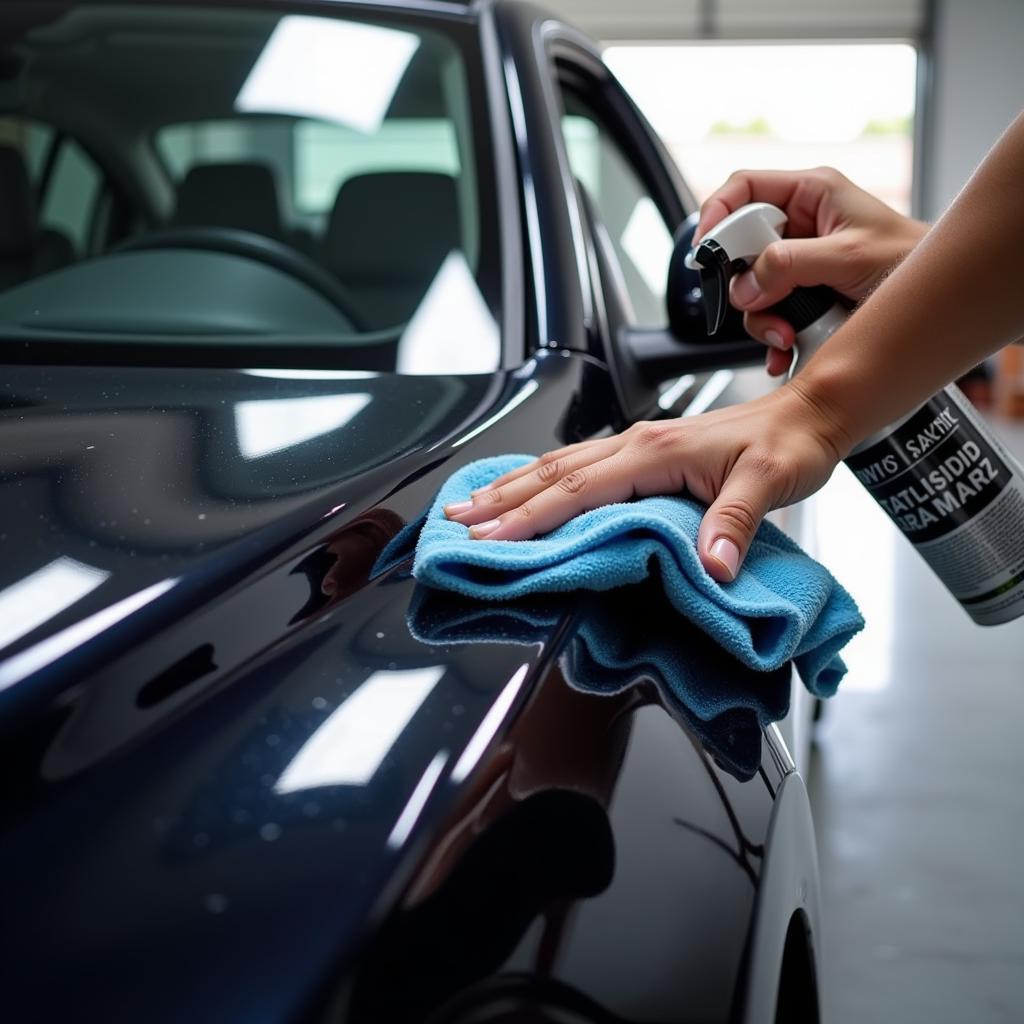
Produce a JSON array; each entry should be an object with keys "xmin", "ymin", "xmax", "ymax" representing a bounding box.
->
[{"xmin": 795, "ymin": 111, "xmax": 1024, "ymax": 453}]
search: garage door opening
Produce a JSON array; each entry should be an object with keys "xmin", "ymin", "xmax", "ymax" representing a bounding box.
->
[{"xmin": 605, "ymin": 43, "xmax": 918, "ymax": 214}]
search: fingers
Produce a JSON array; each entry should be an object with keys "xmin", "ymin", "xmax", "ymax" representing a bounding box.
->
[
  {"xmin": 697, "ymin": 456, "xmax": 781, "ymax": 583},
  {"xmin": 449, "ymin": 449, "xmax": 647, "ymax": 542},
  {"xmin": 765, "ymin": 347, "xmax": 794, "ymax": 378},
  {"xmin": 729, "ymin": 234, "xmax": 866, "ymax": 313},
  {"xmin": 445, "ymin": 422, "xmax": 692, "ymax": 542},
  {"xmin": 696, "ymin": 168, "xmax": 828, "ymax": 240},
  {"xmin": 744, "ymin": 309, "xmax": 796, "ymax": 350},
  {"xmin": 468, "ymin": 437, "xmax": 613, "ymax": 496},
  {"xmin": 444, "ymin": 437, "xmax": 624, "ymax": 532}
]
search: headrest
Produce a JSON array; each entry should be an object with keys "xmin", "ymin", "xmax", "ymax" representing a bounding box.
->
[
  {"xmin": 325, "ymin": 171, "xmax": 460, "ymax": 282},
  {"xmin": 0, "ymin": 144, "xmax": 36, "ymax": 258},
  {"xmin": 174, "ymin": 162, "xmax": 283, "ymax": 239}
]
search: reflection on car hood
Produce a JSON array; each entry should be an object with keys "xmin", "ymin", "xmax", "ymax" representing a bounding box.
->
[
  {"xmin": 0, "ymin": 530, "xmax": 788, "ymax": 1022},
  {"xmin": 0, "ymin": 363, "xmax": 490, "ymax": 674},
  {"xmin": 0, "ymin": 354, "xmax": 795, "ymax": 1022}
]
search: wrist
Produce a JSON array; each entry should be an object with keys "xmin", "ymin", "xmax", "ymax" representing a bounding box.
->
[{"xmin": 777, "ymin": 368, "xmax": 861, "ymax": 462}]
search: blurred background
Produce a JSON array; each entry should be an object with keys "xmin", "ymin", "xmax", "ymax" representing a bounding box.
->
[{"xmin": 606, "ymin": 42, "xmax": 915, "ymax": 213}]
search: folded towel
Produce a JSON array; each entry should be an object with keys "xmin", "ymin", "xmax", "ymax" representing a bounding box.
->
[
  {"xmin": 412, "ymin": 455, "xmax": 864, "ymax": 696},
  {"xmin": 407, "ymin": 581, "xmax": 791, "ymax": 781}
]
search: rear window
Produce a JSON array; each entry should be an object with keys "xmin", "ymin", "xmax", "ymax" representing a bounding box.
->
[{"xmin": 157, "ymin": 117, "xmax": 460, "ymax": 217}]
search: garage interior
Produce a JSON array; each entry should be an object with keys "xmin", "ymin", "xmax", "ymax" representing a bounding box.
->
[
  {"xmin": 2, "ymin": 0, "xmax": 1024, "ymax": 1019},
  {"xmin": 547, "ymin": 0, "xmax": 1024, "ymax": 1019}
]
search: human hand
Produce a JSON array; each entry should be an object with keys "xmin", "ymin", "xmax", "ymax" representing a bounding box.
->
[
  {"xmin": 443, "ymin": 384, "xmax": 851, "ymax": 583},
  {"xmin": 697, "ymin": 168, "xmax": 929, "ymax": 375}
]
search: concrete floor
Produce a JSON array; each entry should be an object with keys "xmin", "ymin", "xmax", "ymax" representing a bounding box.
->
[{"xmin": 808, "ymin": 416, "xmax": 1024, "ymax": 1023}]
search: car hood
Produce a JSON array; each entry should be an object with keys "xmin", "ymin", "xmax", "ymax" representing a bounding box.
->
[
  {"xmin": 0, "ymin": 356, "xmax": 790, "ymax": 1022},
  {"xmin": 0, "ymin": 363, "xmax": 493, "ymax": 684}
]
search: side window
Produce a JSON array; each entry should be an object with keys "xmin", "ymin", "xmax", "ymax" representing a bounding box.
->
[
  {"xmin": 558, "ymin": 86, "xmax": 675, "ymax": 328},
  {"xmin": 40, "ymin": 138, "xmax": 103, "ymax": 254}
]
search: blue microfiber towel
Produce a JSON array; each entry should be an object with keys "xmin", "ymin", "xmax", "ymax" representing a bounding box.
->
[
  {"xmin": 412, "ymin": 455, "xmax": 864, "ymax": 696},
  {"xmin": 407, "ymin": 581, "xmax": 791, "ymax": 781}
]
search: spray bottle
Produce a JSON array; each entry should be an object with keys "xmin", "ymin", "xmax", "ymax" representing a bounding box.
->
[{"xmin": 686, "ymin": 202, "xmax": 1024, "ymax": 626}]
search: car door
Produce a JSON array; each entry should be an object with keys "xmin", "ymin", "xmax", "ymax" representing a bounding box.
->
[
  {"xmin": 542, "ymin": 32, "xmax": 819, "ymax": 772},
  {"xmin": 513, "ymin": 26, "xmax": 763, "ymax": 423}
]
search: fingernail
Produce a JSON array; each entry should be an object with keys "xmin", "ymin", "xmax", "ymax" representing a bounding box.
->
[
  {"xmin": 731, "ymin": 271, "xmax": 761, "ymax": 307},
  {"xmin": 764, "ymin": 329, "xmax": 785, "ymax": 349},
  {"xmin": 709, "ymin": 537, "xmax": 740, "ymax": 581},
  {"xmin": 444, "ymin": 500, "xmax": 473, "ymax": 517},
  {"xmin": 469, "ymin": 519, "xmax": 501, "ymax": 540}
]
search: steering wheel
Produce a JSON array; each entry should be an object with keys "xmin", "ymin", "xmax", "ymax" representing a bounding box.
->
[{"xmin": 117, "ymin": 226, "xmax": 357, "ymax": 326}]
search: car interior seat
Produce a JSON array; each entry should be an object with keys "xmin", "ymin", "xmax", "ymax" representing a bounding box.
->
[
  {"xmin": 0, "ymin": 144, "xmax": 76, "ymax": 292},
  {"xmin": 173, "ymin": 161, "xmax": 285, "ymax": 241},
  {"xmin": 323, "ymin": 171, "xmax": 461, "ymax": 330}
]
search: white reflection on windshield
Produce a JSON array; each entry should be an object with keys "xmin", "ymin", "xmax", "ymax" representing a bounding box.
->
[
  {"xmin": 236, "ymin": 16, "xmax": 421, "ymax": 133},
  {"xmin": 397, "ymin": 251, "xmax": 500, "ymax": 375},
  {"xmin": 0, "ymin": 557, "xmax": 109, "ymax": 654},
  {"xmin": 275, "ymin": 666, "xmax": 445, "ymax": 792},
  {"xmin": 234, "ymin": 393, "xmax": 371, "ymax": 460}
]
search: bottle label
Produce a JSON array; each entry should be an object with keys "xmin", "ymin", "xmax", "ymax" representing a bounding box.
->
[
  {"xmin": 845, "ymin": 388, "xmax": 1024, "ymax": 622},
  {"xmin": 846, "ymin": 393, "xmax": 1011, "ymax": 543}
]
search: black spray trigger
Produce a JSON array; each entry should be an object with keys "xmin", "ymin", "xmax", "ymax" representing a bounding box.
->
[{"xmin": 692, "ymin": 239, "xmax": 747, "ymax": 336}]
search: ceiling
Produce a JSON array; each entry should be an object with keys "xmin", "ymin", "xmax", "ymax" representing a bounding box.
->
[{"xmin": 545, "ymin": 0, "xmax": 926, "ymax": 42}]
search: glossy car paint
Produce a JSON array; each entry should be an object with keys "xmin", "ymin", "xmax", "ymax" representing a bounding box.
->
[
  {"xmin": 0, "ymin": 356, "xmax": 806, "ymax": 1023},
  {"xmin": 0, "ymin": 1, "xmax": 821, "ymax": 1021}
]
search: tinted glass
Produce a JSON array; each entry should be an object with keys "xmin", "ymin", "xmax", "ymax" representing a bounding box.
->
[
  {"xmin": 561, "ymin": 91, "xmax": 674, "ymax": 328},
  {"xmin": 0, "ymin": 4, "xmax": 501, "ymax": 373}
]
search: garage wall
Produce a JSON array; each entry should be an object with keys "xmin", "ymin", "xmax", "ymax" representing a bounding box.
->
[{"xmin": 924, "ymin": 0, "xmax": 1024, "ymax": 219}]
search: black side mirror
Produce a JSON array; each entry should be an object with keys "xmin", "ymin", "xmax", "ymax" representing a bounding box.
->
[
  {"xmin": 575, "ymin": 181, "xmax": 763, "ymax": 421},
  {"xmin": 621, "ymin": 216, "xmax": 763, "ymax": 389}
]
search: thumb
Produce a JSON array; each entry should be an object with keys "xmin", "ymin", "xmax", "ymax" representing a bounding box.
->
[
  {"xmin": 698, "ymin": 463, "xmax": 778, "ymax": 583},
  {"xmin": 730, "ymin": 235, "xmax": 860, "ymax": 312}
]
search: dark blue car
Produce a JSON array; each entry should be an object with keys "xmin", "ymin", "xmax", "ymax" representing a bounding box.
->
[{"xmin": 0, "ymin": 1, "xmax": 822, "ymax": 1020}]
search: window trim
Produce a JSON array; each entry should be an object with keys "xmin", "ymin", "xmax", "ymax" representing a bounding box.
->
[{"xmin": 548, "ymin": 33, "xmax": 693, "ymax": 235}]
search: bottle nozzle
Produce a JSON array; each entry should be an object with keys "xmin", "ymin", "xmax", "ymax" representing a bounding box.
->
[{"xmin": 684, "ymin": 203, "xmax": 788, "ymax": 335}]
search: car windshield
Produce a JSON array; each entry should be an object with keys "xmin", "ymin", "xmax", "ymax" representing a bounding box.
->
[{"xmin": 0, "ymin": 2, "xmax": 501, "ymax": 373}]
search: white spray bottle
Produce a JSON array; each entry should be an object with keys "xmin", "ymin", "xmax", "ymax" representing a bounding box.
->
[{"xmin": 687, "ymin": 202, "xmax": 1024, "ymax": 626}]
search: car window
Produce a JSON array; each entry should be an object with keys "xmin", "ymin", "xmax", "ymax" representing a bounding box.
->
[
  {"xmin": 0, "ymin": 5, "xmax": 501, "ymax": 374},
  {"xmin": 559, "ymin": 89, "xmax": 675, "ymax": 328}
]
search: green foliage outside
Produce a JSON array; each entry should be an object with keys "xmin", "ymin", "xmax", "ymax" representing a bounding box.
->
[
  {"xmin": 861, "ymin": 115, "xmax": 913, "ymax": 136},
  {"xmin": 707, "ymin": 113, "xmax": 912, "ymax": 138},
  {"xmin": 708, "ymin": 116, "xmax": 772, "ymax": 136}
]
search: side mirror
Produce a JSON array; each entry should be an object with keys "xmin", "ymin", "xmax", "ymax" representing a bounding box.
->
[
  {"xmin": 622, "ymin": 216, "xmax": 763, "ymax": 387},
  {"xmin": 574, "ymin": 182, "xmax": 763, "ymax": 422}
]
